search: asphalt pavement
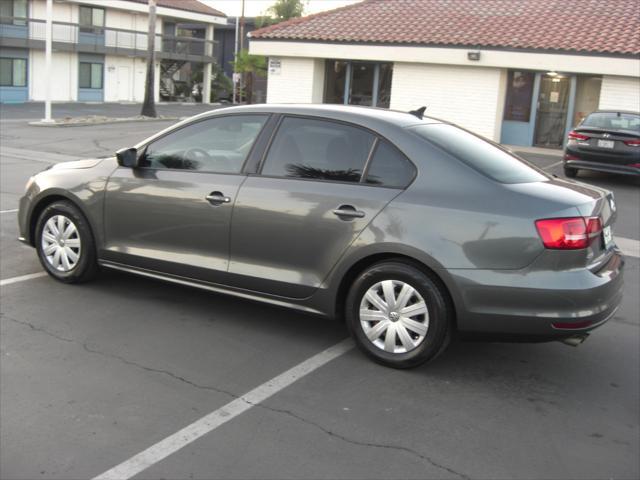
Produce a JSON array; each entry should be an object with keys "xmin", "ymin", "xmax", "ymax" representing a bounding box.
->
[{"xmin": 1, "ymin": 104, "xmax": 638, "ymax": 480}]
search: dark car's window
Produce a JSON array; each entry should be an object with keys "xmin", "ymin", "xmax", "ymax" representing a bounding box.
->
[
  {"xmin": 410, "ymin": 124, "xmax": 547, "ymax": 184},
  {"xmin": 261, "ymin": 117, "xmax": 375, "ymax": 182},
  {"xmin": 365, "ymin": 140, "xmax": 416, "ymax": 188},
  {"xmin": 141, "ymin": 115, "xmax": 268, "ymax": 173},
  {"xmin": 580, "ymin": 112, "xmax": 640, "ymax": 132}
]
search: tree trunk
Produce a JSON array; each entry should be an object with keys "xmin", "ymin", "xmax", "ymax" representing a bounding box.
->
[{"xmin": 141, "ymin": 0, "xmax": 157, "ymax": 117}]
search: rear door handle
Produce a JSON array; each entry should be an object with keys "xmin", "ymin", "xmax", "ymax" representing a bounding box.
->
[
  {"xmin": 205, "ymin": 191, "xmax": 231, "ymax": 206},
  {"xmin": 333, "ymin": 204, "xmax": 365, "ymax": 219}
]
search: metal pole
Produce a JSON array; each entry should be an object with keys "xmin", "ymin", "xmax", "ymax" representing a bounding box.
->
[
  {"xmin": 232, "ymin": 16, "xmax": 239, "ymax": 104},
  {"xmin": 42, "ymin": 0, "xmax": 53, "ymax": 122}
]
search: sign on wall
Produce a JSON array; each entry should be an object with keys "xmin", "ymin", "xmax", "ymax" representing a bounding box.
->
[{"xmin": 269, "ymin": 58, "xmax": 282, "ymax": 76}]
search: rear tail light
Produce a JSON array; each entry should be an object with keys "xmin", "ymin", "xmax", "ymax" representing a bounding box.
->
[
  {"xmin": 568, "ymin": 130, "xmax": 590, "ymax": 141},
  {"xmin": 623, "ymin": 138, "xmax": 640, "ymax": 146},
  {"xmin": 564, "ymin": 153, "xmax": 579, "ymax": 160},
  {"xmin": 535, "ymin": 217, "xmax": 602, "ymax": 250}
]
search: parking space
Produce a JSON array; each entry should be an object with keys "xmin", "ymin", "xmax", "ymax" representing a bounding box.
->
[{"xmin": 1, "ymin": 116, "xmax": 638, "ymax": 479}]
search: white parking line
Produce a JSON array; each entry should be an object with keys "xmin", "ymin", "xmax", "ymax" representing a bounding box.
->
[
  {"xmin": 93, "ymin": 339, "xmax": 353, "ymax": 480},
  {"xmin": 0, "ymin": 209, "xmax": 18, "ymax": 214},
  {"xmin": 0, "ymin": 272, "xmax": 47, "ymax": 287},
  {"xmin": 542, "ymin": 160, "xmax": 563, "ymax": 170}
]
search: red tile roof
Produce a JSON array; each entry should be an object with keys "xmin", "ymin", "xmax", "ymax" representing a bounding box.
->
[
  {"xmin": 250, "ymin": 0, "xmax": 640, "ymax": 55},
  {"xmin": 125, "ymin": 0, "xmax": 226, "ymax": 18}
]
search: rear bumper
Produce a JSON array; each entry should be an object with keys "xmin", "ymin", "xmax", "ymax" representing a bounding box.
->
[
  {"xmin": 450, "ymin": 249, "xmax": 625, "ymax": 340},
  {"xmin": 564, "ymin": 159, "xmax": 640, "ymax": 176}
]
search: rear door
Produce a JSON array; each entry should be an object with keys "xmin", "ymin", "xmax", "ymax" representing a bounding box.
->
[
  {"xmin": 103, "ymin": 114, "xmax": 269, "ymax": 282},
  {"xmin": 227, "ymin": 116, "xmax": 414, "ymax": 298}
]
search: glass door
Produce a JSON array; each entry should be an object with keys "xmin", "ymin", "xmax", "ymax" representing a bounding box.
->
[{"xmin": 534, "ymin": 74, "xmax": 570, "ymax": 147}]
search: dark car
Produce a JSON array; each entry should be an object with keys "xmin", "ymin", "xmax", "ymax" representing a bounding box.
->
[
  {"xmin": 18, "ymin": 105, "xmax": 624, "ymax": 368},
  {"xmin": 564, "ymin": 110, "xmax": 640, "ymax": 177}
]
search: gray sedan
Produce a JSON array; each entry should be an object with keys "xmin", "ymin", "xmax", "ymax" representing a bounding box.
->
[{"xmin": 17, "ymin": 105, "xmax": 624, "ymax": 368}]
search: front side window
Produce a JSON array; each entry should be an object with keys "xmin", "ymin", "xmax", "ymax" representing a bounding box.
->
[
  {"xmin": 0, "ymin": 57, "xmax": 27, "ymax": 86},
  {"xmin": 79, "ymin": 62, "xmax": 103, "ymax": 89},
  {"xmin": 411, "ymin": 124, "xmax": 547, "ymax": 184},
  {"xmin": 365, "ymin": 140, "xmax": 415, "ymax": 188},
  {"xmin": 261, "ymin": 117, "xmax": 375, "ymax": 183},
  {"xmin": 141, "ymin": 115, "xmax": 268, "ymax": 172}
]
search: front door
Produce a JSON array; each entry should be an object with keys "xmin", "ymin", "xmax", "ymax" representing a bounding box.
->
[
  {"xmin": 228, "ymin": 116, "xmax": 401, "ymax": 299},
  {"xmin": 103, "ymin": 114, "xmax": 269, "ymax": 282},
  {"xmin": 117, "ymin": 66, "xmax": 130, "ymax": 101},
  {"xmin": 534, "ymin": 74, "xmax": 571, "ymax": 147}
]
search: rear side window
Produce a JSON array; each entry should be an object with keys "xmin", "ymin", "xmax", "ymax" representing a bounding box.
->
[
  {"xmin": 410, "ymin": 124, "xmax": 547, "ymax": 184},
  {"xmin": 581, "ymin": 112, "xmax": 640, "ymax": 132},
  {"xmin": 365, "ymin": 140, "xmax": 415, "ymax": 188},
  {"xmin": 261, "ymin": 117, "xmax": 375, "ymax": 183}
]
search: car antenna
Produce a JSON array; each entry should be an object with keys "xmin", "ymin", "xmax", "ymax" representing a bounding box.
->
[{"xmin": 409, "ymin": 106, "xmax": 427, "ymax": 119}]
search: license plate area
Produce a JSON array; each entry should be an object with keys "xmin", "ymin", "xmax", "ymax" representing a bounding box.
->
[
  {"xmin": 597, "ymin": 139, "xmax": 614, "ymax": 149},
  {"xmin": 603, "ymin": 225, "xmax": 613, "ymax": 249}
]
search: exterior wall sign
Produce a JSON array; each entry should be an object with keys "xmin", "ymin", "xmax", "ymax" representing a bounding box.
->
[{"xmin": 269, "ymin": 58, "xmax": 282, "ymax": 75}]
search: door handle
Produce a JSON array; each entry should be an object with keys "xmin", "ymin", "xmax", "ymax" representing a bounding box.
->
[
  {"xmin": 333, "ymin": 205, "xmax": 365, "ymax": 219},
  {"xmin": 205, "ymin": 191, "xmax": 231, "ymax": 206}
]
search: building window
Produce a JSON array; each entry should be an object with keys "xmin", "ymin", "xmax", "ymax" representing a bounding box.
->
[
  {"xmin": 79, "ymin": 5, "xmax": 105, "ymax": 33},
  {"xmin": 0, "ymin": 0, "xmax": 28, "ymax": 26},
  {"xmin": 503, "ymin": 70, "xmax": 535, "ymax": 122},
  {"xmin": 79, "ymin": 62, "xmax": 103, "ymax": 89},
  {"xmin": 324, "ymin": 60, "xmax": 393, "ymax": 108},
  {"xmin": 0, "ymin": 57, "xmax": 27, "ymax": 87}
]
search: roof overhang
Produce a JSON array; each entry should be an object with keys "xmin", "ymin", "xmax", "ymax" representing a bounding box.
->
[
  {"xmin": 65, "ymin": 0, "xmax": 227, "ymax": 25},
  {"xmin": 249, "ymin": 40, "xmax": 640, "ymax": 77}
]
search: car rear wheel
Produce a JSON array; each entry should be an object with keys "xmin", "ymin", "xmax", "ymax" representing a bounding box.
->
[
  {"xmin": 35, "ymin": 200, "xmax": 98, "ymax": 283},
  {"xmin": 564, "ymin": 166, "xmax": 578, "ymax": 178},
  {"xmin": 346, "ymin": 261, "xmax": 452, "ymax": 369}
]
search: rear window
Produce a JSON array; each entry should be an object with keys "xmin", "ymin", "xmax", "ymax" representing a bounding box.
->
[
  {"xmin": 581, "ymin": 112, "xmax": 640, "ymax": 132},
  {"xmin": 410, "ymin": 124, "xmax": 547, "ymax": 184}
]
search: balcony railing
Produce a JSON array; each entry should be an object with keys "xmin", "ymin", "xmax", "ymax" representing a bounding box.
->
[{"xmin": 0, "ymin": 16, "xmax": 216, "ymax": 61}]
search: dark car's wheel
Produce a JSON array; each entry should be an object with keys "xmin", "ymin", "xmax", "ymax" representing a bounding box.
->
[
  {"xmin": 346, "ymin": 261, "xmax": 452, "ymax": 369},
  {"xmin": 35, "ymin": 200, "xmax": 98, "ymax": 283},
  {"xmin": 564, "ymin": 166, "xmax": 578, "ymax": 178}
]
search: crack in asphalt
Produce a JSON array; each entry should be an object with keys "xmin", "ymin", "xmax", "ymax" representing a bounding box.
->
[{"xmin": 2, "ymin": 312, "xmax": 469, "ymax": 479}]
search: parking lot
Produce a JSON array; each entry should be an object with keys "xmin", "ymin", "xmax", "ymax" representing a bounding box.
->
[{"xmin": 1, "ymin": 104, "xmax": 639, "ymax": 480}]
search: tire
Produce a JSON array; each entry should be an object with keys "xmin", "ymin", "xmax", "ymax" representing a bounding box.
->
[
  {"xmin": 564, "ymin": 166, "xmax": 578, "ymax": 178},
  {"xmin": 345, "ymin": 261, "xmax": 452, "ymax": 369},
  {"xmin": 35, "ymin": 200, "xmax": 99, "ymax": 283}
]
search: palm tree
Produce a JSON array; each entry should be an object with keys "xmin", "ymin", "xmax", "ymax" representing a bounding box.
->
[
  {"xmin": 140, "ymin": 0, "xmax": 157, "ymax": 117},
  {"xmin": 258, "ymin": 0, "xmax": 305, "ymax": 26},
  {"xmin": 231, "ymin": 50, "xmax": 267, "ymax": 104}
]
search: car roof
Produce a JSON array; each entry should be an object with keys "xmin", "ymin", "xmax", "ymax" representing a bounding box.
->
[{"xmin": 192, "ymin": 104, "xmax": 444, "ymax": 129}]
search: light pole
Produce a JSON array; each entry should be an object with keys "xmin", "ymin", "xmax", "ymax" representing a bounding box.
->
[{"xmin": 42, "ymin": 0, "xmax": 53, "ymax": 123}]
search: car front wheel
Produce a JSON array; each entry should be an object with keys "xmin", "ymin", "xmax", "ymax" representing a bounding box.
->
[
  {"xmin": 35, "ymin": 200, "xmax": 98, "ymax": 283},
  {"xmin": 346, "ymin": 261, "xmax": 452, "ymax": 369}
]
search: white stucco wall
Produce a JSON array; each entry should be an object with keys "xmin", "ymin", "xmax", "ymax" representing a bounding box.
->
[
  {"xmin": 29, "ymin": 50, "xmax": 77, "ymax": 101},
  {"xmin": 598, "ymin": 76, "xmax": 640, "ymax": 112},
  {"xmin": 266, "ymin": 57, "xmax": 325, "ymax": 104},
  {"xmin": 390, "ymin": 63, "xmax": 504, "ymax": 140}
]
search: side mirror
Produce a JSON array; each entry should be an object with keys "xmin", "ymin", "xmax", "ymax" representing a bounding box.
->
[{"xmin": 116, "ymin": 147, "xmax": 139, "ymax": 168}]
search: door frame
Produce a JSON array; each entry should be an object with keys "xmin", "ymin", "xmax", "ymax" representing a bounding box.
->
[{"xmin": 531, "ymin": 72, "xmax": 577, "ymax": 148}]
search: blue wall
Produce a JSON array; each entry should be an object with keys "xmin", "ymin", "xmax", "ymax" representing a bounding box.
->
[{"xmin": 0, "ymin": 47, "xmax": 28, "ymax": 103}]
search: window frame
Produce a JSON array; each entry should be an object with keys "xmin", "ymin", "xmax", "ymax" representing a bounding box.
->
[
  {"xmin": 135, "ymin": 113, "xmax": 272, "ymax": 175},
  {"xmin": 0, "ymin": 0, "xmax": 27, "ymax": 26},
  {"xmin": 79, "ymin": 5, "xmax": 105, "ymax": 32},
  {"xmin": 323, "ymin": 60, "xmax": 393, "ymax": 108},
  {"xmin": 256, "ymin": 114, "xmax": 416, "ymax": 190},
  {"xmin": 0, "ymin": 57, "xmax": 27, "ymax": 87},
  {"xmin": 78, "ymin": 62, "xmax": 103, "ymax": 89}
]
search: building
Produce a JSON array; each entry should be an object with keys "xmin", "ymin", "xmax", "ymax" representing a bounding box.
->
[
  {"xmin": 249, "ymin": 0, "xmax": 640, "ymax": 148},
  {"xmin": 0, "ymin": 0, "xmax": 226, "ymax": 104}
]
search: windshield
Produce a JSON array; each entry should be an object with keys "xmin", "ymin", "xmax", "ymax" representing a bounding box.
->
[
  {"xmin": 581, "ymin": 112, "xmax": 640, "ymax": 132},
  {"xmin": 410, "ymin": 124, "xmax": 548, "ymax": 184}
]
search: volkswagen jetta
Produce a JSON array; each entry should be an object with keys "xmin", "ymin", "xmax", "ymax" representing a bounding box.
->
[{"xmin": 18, "ymin": 105, "xmax": 624, "ymax": 368}]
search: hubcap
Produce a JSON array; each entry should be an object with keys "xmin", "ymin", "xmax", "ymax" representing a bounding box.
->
[
  {"xmin": 41, "ymin": 215, "xmax": 81, "ymax": 272},
  {"xmin": 359, "ymin": 280, "xmax": 429, "ymax": 354}
]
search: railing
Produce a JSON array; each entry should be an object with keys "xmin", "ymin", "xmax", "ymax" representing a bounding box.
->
[{"xmin": 0, "ymin": 16, "xmax": 216, "ymax": 60}]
